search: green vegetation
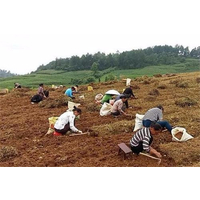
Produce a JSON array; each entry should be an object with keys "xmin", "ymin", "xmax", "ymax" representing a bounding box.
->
[
  {"xmin": 36, "ymin": 45, "xmax": 200, "ymax": 72},
  {"xmin": 0, "ymin": 69, "xmax": 16, "ymax": 78},
  {"xmin": 0, "ymin": 59, "xmax": 199, "ymax": 89}
]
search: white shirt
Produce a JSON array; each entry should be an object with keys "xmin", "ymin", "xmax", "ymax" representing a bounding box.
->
[{"xmin": 54, "ymin": 111, "xmax": 79, "ymax": 132}]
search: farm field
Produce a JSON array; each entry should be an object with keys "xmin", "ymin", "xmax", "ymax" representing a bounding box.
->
[{"xmin": 0, "ymin": 71, "xmax": 200, "ymax": 167}]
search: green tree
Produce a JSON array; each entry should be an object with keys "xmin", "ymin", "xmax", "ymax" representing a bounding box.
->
[{"xmin": 91, "ymin": 62, "xmax": 99, "ymax": 78}]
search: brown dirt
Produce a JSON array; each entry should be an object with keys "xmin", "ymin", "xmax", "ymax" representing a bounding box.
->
[{"xmin": 0, "ymin": 71, "xmax": 200, "ymax": 167}]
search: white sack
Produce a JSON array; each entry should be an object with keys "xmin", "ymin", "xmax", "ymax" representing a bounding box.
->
[
  {"xmin": 100, "ymin": 102, "xmax": 112, "ymax": 116},
  {"xmin": 133, "ymin": 113, "xmax": 144, "ymax": 131},
  {"xmin": 95, "ymin": 93, "xmax": 103, "ymax": 101},
  {"xmin": 126, "ymin": 78, "xmax": 131, "ymax": 86},
  {"xmin": 68, "ymin": 101, "xmax": 81, "ymax": 111},
  {"xmin": 171, "ymin": 127, "xmax": 193, "ymax": 142}
]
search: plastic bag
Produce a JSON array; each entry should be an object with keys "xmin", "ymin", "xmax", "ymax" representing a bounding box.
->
[
  {"xmin": 133, "ymin": 113, "xmax": 144, "ymax": 131},
  {"xmin": 171, "ymin": 127, "xmax": 193, "ymax": 142},
  {"xmin": 46, "ymin": 116, "xmax": 59, "ymax": 135},
  {"xmin": 100, "ymin": 102, "xmax": 112, "ymax": 116}
]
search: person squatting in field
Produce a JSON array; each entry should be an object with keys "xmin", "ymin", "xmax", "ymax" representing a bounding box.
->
[
  {"xmin": 130, "ymin": 123, "xmax": 162, "ymax": 158},
  {"xmin": 142, "ymin": 105, "xmax": 172, "ymax": 133},
  {"xmin": 111, "ymin": 95, "xmax": 129, "ymax": 116},
  {"xmin": 65, "ymin": 86, "xmax": 76, "ymax": 99},
  {"xmin": 38, "ymin": 83, "xmax": 49, "ymax": 99},
  {"xmin": 54, "ymin": 106, "xmax": 83, "ymax": 135}
]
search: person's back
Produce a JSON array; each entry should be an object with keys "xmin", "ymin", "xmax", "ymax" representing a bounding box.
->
[
  {"xmin": 142, "ymin": 106, "xmax": 172, "ymax": 132},
  {"xmin": 101, "ymin": 94, "xmax": 112, "ymax": 104},
  {"xmin": 143, "ymin": 107, "xmax": 162, "ymax": 122},
  {"xmin": 54, "ymin": 111, "xmax": 72, "ymax": 130},
  {"xmin": 123, "ymin": 86, "xmax": 135, "ymax": 98},
  {"xmin": 65, "ymin": 88, "xmax": 72, "ymax": 97}
]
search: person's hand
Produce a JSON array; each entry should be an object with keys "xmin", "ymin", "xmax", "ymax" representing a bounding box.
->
[
  {"xmin": 150, "ymin": 147, "xmax": 162, "ymax": 158},
  {"xmin": 78, "ymin": 131, "xmax": 83, "ymax": 134},
  {"xmin": 155, "ymin": 152, "xmax": 162, "ymax": 158}
]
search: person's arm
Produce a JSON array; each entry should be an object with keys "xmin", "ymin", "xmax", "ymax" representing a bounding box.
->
[
  {"xmin": 68, "ymin": 115, "xmax": 81, "ymax": 133},
  {"xmin": 118, "ymin": 101, "xmax": 128, "ymax": 115},
  {"xmin": 69, "ymin": 89, "xmax": 73, "ymax": 98},
  {"xmin": 158, "ymin": 110, "xmax": 163, "ymax": 121},
  {"xmin": 149, "ymin": 147, "xmax": 162, "ymax": 158}
]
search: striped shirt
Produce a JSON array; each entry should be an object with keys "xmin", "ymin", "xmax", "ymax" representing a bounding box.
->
[{"xmin": 130, "ymin": 128, "xmax": 152, "ymax": 152}]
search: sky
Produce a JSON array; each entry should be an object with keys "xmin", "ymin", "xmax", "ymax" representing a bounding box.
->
[{"xmin": 0, "ymin": 0, "xmax": 199, "ymax": 75}]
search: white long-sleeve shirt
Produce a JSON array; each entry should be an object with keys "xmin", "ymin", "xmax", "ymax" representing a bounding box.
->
[{"xmin": 54, "ymin": 111, "xmax": 79, "ymax": 132}]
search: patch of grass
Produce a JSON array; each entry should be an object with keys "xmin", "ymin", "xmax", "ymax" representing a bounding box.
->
[
  {"xmin": 90, "ymin": 120, "xmax": 133, "ymax": 136},
  {"xmin": 175, "ymin": 97, "xmax": 198, "ymax": 107},
  {"xmin": 0, "ymin": 146, "xmax": 18, "ymax": 162},
  {"xmin": 148, "ymin": 89, "xmax": 160, "ymax": 96},
  {"xmin": 160, "ymin": 136, "xmax": 200, "ymax": 165},
  {"xmin": 176, "ymin": 81, "xmax": 189, "ymax": 88}
]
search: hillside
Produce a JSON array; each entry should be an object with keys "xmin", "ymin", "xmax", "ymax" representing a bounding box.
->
[
  {"xmin": 36, "ymin": 45, "xmax": 200, "ymax": 72},
  {"xmin": 0, "ymin": 71, "xmax": 200, "ymax": 167},
  {"xmin": 0, "ymin": 59, "xmax": 199, "ymax": 89}
]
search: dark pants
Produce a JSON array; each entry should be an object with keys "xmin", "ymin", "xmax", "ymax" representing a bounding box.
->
[
  {"xmin": 44, "ymin": 90, "xmax": 49, "ymax": 98},
  {"xmin": 111, "ymin": 111, "xmax": 120, "ymax": 116},
  {"xmin": 131, "ymin": 136, "xmax": 153, "ymax": 154},
  {"xmin": 54, "ymin": 123, "xmax": 70, "ymax": 135},
  {"xmin": 142, "ymin": 119, "xmax": 172, "ymax": 132}
]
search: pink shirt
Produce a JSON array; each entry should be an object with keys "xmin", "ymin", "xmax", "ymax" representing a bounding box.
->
[{"xmin": 111, "ymin": 99, "xmax": 123, "ymax": 113}]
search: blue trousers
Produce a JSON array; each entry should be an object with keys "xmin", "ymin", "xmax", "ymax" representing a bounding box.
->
[{"xmin": 142, "ymin": 119, "xmax": 172, "ymax": 132}]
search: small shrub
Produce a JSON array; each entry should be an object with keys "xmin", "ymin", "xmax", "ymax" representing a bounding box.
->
[
  {"xmin": 145, "ymin": 95, "xmax": 156, "ymax": 102},
  {"xmin": 175, "ymin": 97, "xmax": 197, "ymax": 107},
  {"xmin": 86, "ymin": 103, "xmax": 100, "ymax": 112},
  {"xmin": 39, "ymin": 96, "xmax": 68, "ymax": 108},
  {"xmin": 85, "ymin": 77, "xmax": 95, "ymax": 84},
  {"xmin": 131, "ymin": 84, "xmax": 140, "ymax": 89},
  {"xmin": 148, "ymin": 89, "xmax": 160, "ymax": 96},
  {"xmin": 0, "ymin": 146, "xmax": 18, "ymax": 162},
  {"xmin": 196, "ymin": 77, "xmax": 200, "ymax": 83},
  {"xmin": 143, "ymin": 80, "xmax": 150, "ymax": 84},
  {"xmin": 157, "ymin": 84, "xmax": 167, "ymax": 89},
  {"xmin": 176, "ymin": 81, "xmax": 189, "ymax": 88},
  {"xmin": 153, "ymin": 74, "xmax": 162, "ymax": 78}
]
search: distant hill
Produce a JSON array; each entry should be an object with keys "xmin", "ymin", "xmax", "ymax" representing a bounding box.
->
[
  {"xmin": 36, "ymin": 45, "xmax": 200, "ymax": 72},
  {"xmin": 0, "ymin": 69, "xmax": 16, "ymax": 78}
]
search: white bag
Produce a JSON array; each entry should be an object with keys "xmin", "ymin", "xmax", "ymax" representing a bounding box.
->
[
  {"xmin": 133, "ymin": 113, "xmax": 144, "ymax": 131},
  {"xmin": 68, "ymin": 101, "xmax": 81, "ymax": 111},
  {"xmin": 100, "ymin": 102, "xmax": 112, "ymax": 116},
  {"xmin": 126, "ymin": 78, "xmax": 131, "ymax": 86},
  {"xmin": 171, "ymin": 127, "xmax": 193, "ymax": 142},
  {"xmin": 95, "ymin": 93, "xmax": 103, "ymax": 102}
]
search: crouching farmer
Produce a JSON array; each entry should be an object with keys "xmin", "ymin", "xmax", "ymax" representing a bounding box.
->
[
  {"xmin": 54, "ymin": 107, "xmax": 83, "ymax": 136},
  {"xmin": 130, "ymin": 123, "xmax": 162, "ymax": 158}
]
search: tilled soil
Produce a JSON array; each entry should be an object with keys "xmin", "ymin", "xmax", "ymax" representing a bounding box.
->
[
  {"xmin": 1, "ymin": 72, "xmax": 199, "ymax": 167},
  {"xmin": 0, "ymin": 89, "xmax": 175, "ymax": 167}
]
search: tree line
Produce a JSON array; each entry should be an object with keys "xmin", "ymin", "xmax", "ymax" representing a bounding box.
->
[
  {"xmin": 36, "ymin": 45, "xmax": 200, "ymax": 72},
  {"xmin": 0, "ymin": 69, "xmax": 16, "ymax": 78}
]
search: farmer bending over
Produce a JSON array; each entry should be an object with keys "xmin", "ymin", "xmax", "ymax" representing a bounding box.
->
[
  {"xmin": 130, "ymin": 123, "xmax": 162, "ymax": 158},
  {"xmin": 142, "ymin": 105, "xmax": 172, "ymax": 133},
  {"xmin": 111, "ymin": 95, "xmax": 129, "ymax": 116},
  {"xmin": 54, "ymin": 107, "xmax": 82, "ymax": 135},
  {"xmin": 65, "ymin": 86, "xmax": 76, "ymax": 99}
]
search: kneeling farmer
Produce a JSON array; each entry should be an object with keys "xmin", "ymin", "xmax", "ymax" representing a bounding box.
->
[
  {"xmin": 130, "ymin": 123, "xmax": 162, "ymax": 158},
  {"xmin": 54, "ymin": 107, "xmax": 82, "ymax": 135}
]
